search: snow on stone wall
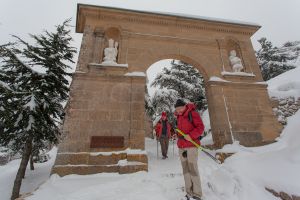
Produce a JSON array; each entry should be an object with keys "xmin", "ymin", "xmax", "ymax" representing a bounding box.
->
[{"xmin": 271, "ymin": 96, "xmax": 300, "ymax": 125}]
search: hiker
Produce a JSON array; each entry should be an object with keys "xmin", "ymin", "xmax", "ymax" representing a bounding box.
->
[
  {"xmin": 174, "ymin": 99, "xmax": 205, "ymax": 200},
  {"xmin": 155, "ymin": 111, "xmax": 172, "ymax": 159}
]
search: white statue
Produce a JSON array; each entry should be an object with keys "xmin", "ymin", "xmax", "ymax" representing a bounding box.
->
[
  {"xmin": 229, "ymin": 50, "xmax": 244, "ymax": 72},
  {"xmin": 102, "ymin": 38, "xmax": 118, "ymax": 64}
]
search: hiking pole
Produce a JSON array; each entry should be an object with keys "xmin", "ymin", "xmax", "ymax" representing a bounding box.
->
[
  {"xmin": 156, "ymin": 137, "xmax": 159, "ymax": 159},
  {"xmin": 172, "ymin": 137, "xmax": 175, "ymax": 157},
  {"xmin": 175, "ymin": 128, "xmax": 221, "ymax": 164}
]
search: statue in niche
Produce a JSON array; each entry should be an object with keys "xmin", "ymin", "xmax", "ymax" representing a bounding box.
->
[
  {"xmin": 102, "ymin": 38, "xmax": 118, "ymax": 64},
  {"xmin": 229, "ymin": 50, "xmax": 244, "ymax": 72}
]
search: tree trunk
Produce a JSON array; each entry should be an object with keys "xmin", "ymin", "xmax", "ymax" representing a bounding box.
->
[
  {"xmin": 30, "ymin": 153, "xmax": 34, "ymax": 170},
  {"xmin": 11, "ymin": 137, "xmax": 32, "ymax": 200}
]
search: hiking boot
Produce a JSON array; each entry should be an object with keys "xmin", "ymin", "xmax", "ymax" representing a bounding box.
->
[
  {"xmin": 191, "ymin": 196, "xmax": 203, "ymax": 200},
  {"xmin": 182, "ymin": 194, "xmax": 190, "ymax": 200}
]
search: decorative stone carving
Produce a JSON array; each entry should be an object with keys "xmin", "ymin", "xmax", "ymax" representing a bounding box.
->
[
  {"xmin": 229, "ymin": 50, "xmax": 244, "ymax": 72},
  {"xmin": 102, "ymin": 38, "xmax": 118, "ymax": 65}
]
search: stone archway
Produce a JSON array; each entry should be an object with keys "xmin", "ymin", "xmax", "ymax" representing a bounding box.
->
[{"xmin": 52, "ymin": 4, "xmax": 282, "ymax": 176}]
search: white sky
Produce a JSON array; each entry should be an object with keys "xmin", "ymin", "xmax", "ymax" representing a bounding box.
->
[{"xmin": 1, "ymin": 0, "xmax": 299, "ymax": 95}]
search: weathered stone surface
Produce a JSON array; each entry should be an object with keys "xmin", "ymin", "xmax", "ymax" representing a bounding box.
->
[
  {"xmin": 127, "ymin": 154, "xmax": 148, "ymax": 164},
  {"xmin": 90, "ymin": 136, "xmax": 124, "ymax": 148},
  {"xmin": 271, "ymin": 97, "xmax": 300, "ymax": 126}
]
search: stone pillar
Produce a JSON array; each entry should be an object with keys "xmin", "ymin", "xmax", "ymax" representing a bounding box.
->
[
  {"xmin": 207, "ymin": 82, "xmax": 233, "ymax": 148},
  {"xmin": 208, "ymin": 79, "xmax": 282, "ymax": 148},
  {"xmin": 216, "ymin": 39, "xmax": 231, "ymax": 72},
  {"xmin": 76, "ymin": 25, "xmax": 95, "ymax": 72},
  {"xmin": 128, "ymin": 76, "xmax": 146, "ymax": 149},
  {"xmin": 118, "ymin": 31, "xmax": 130, "ymax": 64},
  {"xmin": 52, "ymin": 66, "xmax": 148, "ymax": 176},
  {"xmin": 92, "ymin": 28, "xmax": 105, "ymax": 63}
]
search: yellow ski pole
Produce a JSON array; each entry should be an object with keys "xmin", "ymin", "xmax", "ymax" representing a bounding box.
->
[{"xmin": 175, "ymin": 128, "xmax": 221, "ymax": 164}]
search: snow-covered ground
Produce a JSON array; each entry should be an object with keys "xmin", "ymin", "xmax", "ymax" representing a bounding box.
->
[
  {"xmin": 11, "ymin": 107, "xmax": 299, "ymax": 200},
  {"xmin": 267, "ymin": 66, "xmax": 300, "ymax": 99},
  {"xmin": 1, "ymin": 119, "xmax": 299, "ymax": 200},
  {"xmin": 0, "ymin": 148, "xmax": 57, "ymax": 200},
  {"xmin": 1, "ymin": 67, "xmax": 300, "ymax": 200}
]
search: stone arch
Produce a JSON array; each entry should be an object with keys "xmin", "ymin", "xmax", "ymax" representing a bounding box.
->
[
  {"xmin": 146, "ymin": 55, "xmax": 218, "ymax": 146},
  {"xmin": 52, "ymin": 4, "xmax": 283, "ymax": 176},
  {"xmin": 146, "ymin": 54, "xmax": 210, "ymax": 83}
]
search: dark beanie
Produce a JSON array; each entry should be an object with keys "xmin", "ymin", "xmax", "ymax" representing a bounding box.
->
[{"xmin": 174, "ymin": 99, "xmax": 186, "ymax": 108}]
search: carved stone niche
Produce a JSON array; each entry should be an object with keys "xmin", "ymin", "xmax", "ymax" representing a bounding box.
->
[
  {"xmin": 225, "ymin": 38, "xmax": 245, "ymax": 72},
  {"xmin": 101, "ymin": 27, "xmax": 121, "ymax": 63}
]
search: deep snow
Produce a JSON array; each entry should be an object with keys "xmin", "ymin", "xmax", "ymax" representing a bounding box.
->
[
  {"xmin": 0, "ymin": 148, "xmax": 57, "ymax": 200},
  {"xmin": 1, "ymin": 114, "xmax": 299, "ymax": 200},
  {"xmin": 1, "ymin": 66, "xmax": 300, "ymax": 200},
  {"xmin": 18, "ymin": 108, "xmax": 300, "ymax": 200},
  {"xmin": 267, "ymin": 66, "xmax": 300, "ymax": 99}
]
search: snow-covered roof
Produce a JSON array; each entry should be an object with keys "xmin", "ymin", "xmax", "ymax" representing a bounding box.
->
[
  {"xmin": 150, "ymin": 10, "xmax": 260, "ymax": 27},
  {"xmin": 77, "ymin": 4, "xmax": 261, "ymax": 33}
]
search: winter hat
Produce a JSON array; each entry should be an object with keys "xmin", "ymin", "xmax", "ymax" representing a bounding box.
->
[
  {"xmin": 174, "ymin": 99, "xmax": 186, "ymax": 108},
  {"xmin": 161, "ymin": 111, "xmax": 167, "ymax": 117}
]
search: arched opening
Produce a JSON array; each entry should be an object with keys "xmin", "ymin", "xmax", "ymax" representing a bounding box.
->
[{"xmin": 145, "ymin": 58, "xmax": 213, "ymax": 148}]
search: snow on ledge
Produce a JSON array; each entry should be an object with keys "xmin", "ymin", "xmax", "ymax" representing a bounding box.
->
[
  {"xmin": 216, "ymin": 141, "xmax": 251, "ymax": 153},
  {"xmin": 89, "ymin": 62, "xmax": 129, "ymax": 68},
  {"xmin": 221, "ymin": 71, "xmax": 255, "ymax": 77},
  {"xmin": 117, "ymin": 159, "xmax": 146, "ymax": 166},
  {"xmin": 255, "ymin": 81, "xmax": 268, "ymax": 85},
  {"xmin": 58, "ymin": 148, "xmax": 147, "ymax": 156},
  {"xmin": 124, "ymin": 72, "xmax": 146, "ymax": 77},
  {"xmin": 209, "ymin": 76, "xmax": 231, "ymax": 82},
  {"xmin": 74, "ymin": 70, "xmax": 87, "ymax": 74},
  {"xmin": 54, "ymin": 160, "xmax": 146, "ymax": 167}
]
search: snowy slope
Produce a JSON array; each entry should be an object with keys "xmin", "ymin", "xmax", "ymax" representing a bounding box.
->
[
  {"xmin": 0, "ymin": 148, "xmax": 57, "ymax": 200},
  {"xmin": 217, "ymin": 110, "xmax": 300, "ymax": 199},
  {"xmin": 267, "ymin": 66, "xmax": 300, "ymax": 99}
]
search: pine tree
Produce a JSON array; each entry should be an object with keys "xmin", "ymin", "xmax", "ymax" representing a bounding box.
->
[
  {"xmin": 149, "ymin": 60, "xmax": 207, "ymax": 125},
  {"xmin": 0, "ymin": 20, "xmax": 76, "ymax": 200},
  {"xmin": 256, "ymin": 38, "xmax": 300, "ymax": 81}
]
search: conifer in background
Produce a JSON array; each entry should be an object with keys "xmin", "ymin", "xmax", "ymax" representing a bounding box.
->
[
  {"xmin": 149, "ymin": 60, "xmax": 207, "ymax": 124},
  {"xmin": 256, "ymin": 37, "xmax": 300, "ymax": 81}
]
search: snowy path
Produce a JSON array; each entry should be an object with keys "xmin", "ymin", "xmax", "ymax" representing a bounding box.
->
[
  {"xmin": 0, "ymin": 136, "xmax": 293, "ymax": 200},
  {"xmin": 2, "ymin": 107, "xmax": 300, "ymax": 200},
  {"xmin": 24, "ymin": 140, "xmax": 224, "ymax": 200}
]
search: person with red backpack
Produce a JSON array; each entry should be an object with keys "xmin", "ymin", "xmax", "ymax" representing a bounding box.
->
[
  {"xmin": 155, "ymin": 111, "xmax": 172, "ymax": 159},
  {"xmin": 174, "ymin": 99, "xmax": 205, "ymax": 200}
]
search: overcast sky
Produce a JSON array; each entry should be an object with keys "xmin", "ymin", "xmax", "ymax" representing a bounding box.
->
[{"xmin": 1, "ymin": 0, "xmax": 299, "ymax": 95}]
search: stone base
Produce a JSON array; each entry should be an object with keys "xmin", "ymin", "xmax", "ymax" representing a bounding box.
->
[{"xmin": 51, "ymin": 152, "xmax": 148, "ymax": 176}]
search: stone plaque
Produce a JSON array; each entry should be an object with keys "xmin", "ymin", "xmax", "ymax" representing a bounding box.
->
[{"xmin": 90, "ymin": 136, "xmax": 124, "ymax": 148}]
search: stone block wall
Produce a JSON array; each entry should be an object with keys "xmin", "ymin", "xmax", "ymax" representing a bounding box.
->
[
  {"xmin": 208, "ymin": 80, "xmax": 282, "ymax": 148},
  {"xmin": 52, "ymin": 65, "xmax": 148, "ymax": 176},
  {"xmin": 58, "ymin": 70, "xmax": 146, "ymax": 153},
  {"xmin": 271, "ymin": 96, "xmax": 300, "ymax": 125}
]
